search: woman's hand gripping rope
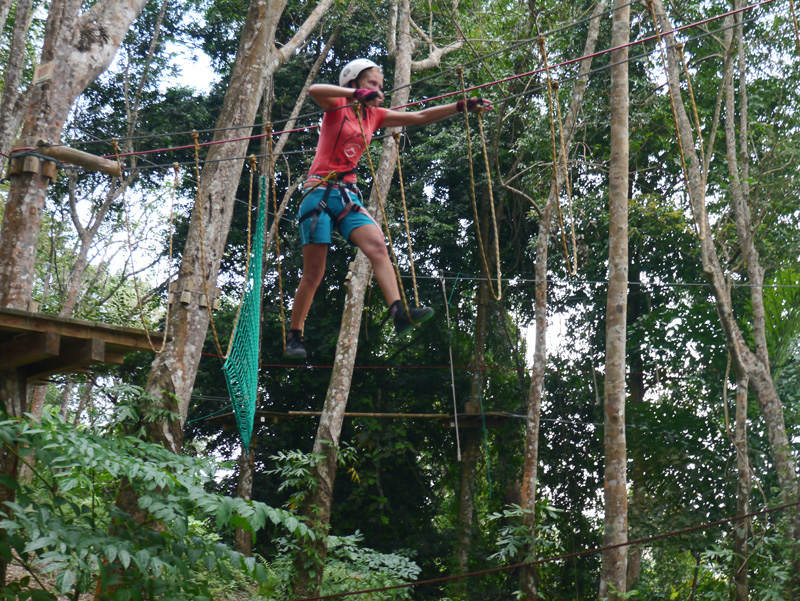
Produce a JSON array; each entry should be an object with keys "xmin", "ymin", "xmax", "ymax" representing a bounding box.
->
[{"xmin": 456, "ymin": 97, "xmax": 493, "ymax": 114}]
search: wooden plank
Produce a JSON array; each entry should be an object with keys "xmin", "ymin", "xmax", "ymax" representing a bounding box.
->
[
  {"xmin": 0, "ymin": 307, "xmax": 164, "ymax": 352},
  {"xmin": 26, "ymin": 337, "xmax": 106, "ymax": 382},
  {"xmin": 36, "ymin": 142, "xmax": 122, "ymax": 177},
  {"xmin": 0, "ymin": 331, "xmax": 60, "ymax": 369}
]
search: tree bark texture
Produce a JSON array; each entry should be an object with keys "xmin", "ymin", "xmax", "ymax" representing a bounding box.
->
[
  {"xmin": 599, "ymin": 1, "xmax": 630, "ymax": 598},
  {"xmin": 651, "ymin": 0, "xmax": 799, "ymax": 513},
  {"xmin": 0, "ymin": 0, "xmax": 34, "ymax": 177},
  {"xmin": 519, "ymin": 5, "xmax": 606, "ymax": 599},
  {"xmin": 235, "ymin": 443, "xmax": 256, "ymax": 556},
  {"xmin": 733, "ymin": 373, "xmax": 750, "ymax": 601},
  {"xmin": 0, "ymin": 0, "xmax": 149, "ymax": 585},
  {"xmin": 144, "ymin": 0, "xmax": 336, "ymax": 454}
]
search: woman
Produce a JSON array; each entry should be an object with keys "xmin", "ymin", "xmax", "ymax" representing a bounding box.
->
[{"xmin": 286, "ymin": 58, "xmax": 491, "ymax": 359}]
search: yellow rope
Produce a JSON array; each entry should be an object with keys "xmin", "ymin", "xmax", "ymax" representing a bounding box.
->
[
  {"xmin": 392, "ymin": 131, "xmax": 420, "ymax": 307},
  {"xmin": 789, "ymin": 0, "xmax": 800, "ymax": 54},
  {"xmin": 537, "ymin": 37, "xmax": 576, "ymax": 275},
  {"xmin": 267, "ymin": 126, "xmax": 288, "ymax": 353},
  {"xmin": 224, "ymin": 155, "xmax": 258, "ymax": 358},
  {"xmin": 111, "ymin": 140, "xmax": 166, "ymax": 353},
  {"xmin": 192, "ymin": 131, "xmax": 226, "ymax": 360},
  {"xmin": 677, "ymin": 43, "xmax": 705, "ymax": 166},
  {"xmin": 354, "ymin": 104, "xmax": 417, "ymax": 324},
  {"xmin": 457, "ymin": 68, "xmax": 502, "ymax": 301}
]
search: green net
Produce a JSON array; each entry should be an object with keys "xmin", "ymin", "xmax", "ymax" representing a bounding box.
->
[{"xmin": 223, "ymin": 175, "xmax": 267, "ymax": 453}]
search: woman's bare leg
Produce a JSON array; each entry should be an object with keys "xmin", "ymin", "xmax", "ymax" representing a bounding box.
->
[{"xmin": 289, "ymin": 243, "xmax": 329, "ymax": 331}]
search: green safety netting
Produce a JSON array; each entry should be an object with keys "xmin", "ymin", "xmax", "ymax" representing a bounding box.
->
[{"xmin": 223, "ymin": 175, "xmax": 267, "ymax": 452}]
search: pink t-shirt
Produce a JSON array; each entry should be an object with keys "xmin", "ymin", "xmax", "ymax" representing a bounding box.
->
[{"xmin": 307, "ymin": 97, "xmax": 387, "ymax": 183}]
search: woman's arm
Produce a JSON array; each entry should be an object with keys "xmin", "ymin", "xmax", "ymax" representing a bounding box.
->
[
  {"xmin": 309, "ymin": 84, "xmax": 386, "ymax": 110},
  {"xmin": 382, "ymin": 98, "xmax": 492, "ymax": 128}
]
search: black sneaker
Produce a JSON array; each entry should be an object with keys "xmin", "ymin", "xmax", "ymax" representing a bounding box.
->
[
  {"xmin": 393, "ymin": 305, "xmax": 434, "ymax": 335},
  {"xmin": 285, "ymin": 330, "xmax": 307, "ymax": 359}
]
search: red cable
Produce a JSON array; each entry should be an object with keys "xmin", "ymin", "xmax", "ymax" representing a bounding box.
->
[{"xmin": 99, "ymin": 0, "xmax": 772, "ymax": 162}]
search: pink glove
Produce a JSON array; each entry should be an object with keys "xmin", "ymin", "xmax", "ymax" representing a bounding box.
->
[
  {"xmin": 353, "ymin": 88, "xmax": 381, "ymax": 103},
  {"xmin": 456, "ymin": 97, "xmax": 492, "ymax": 113}
]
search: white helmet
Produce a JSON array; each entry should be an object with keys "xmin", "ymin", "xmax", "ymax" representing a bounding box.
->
[{"xmin": 339, "ymin": 58, "xmax": 381, "ymax": 87}]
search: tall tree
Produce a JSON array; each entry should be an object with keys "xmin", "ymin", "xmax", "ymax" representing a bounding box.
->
[
  {"xmin": 519, "ymin": 2, "xmax": 607, "ymax": 598},
  {"xmin": 599, "ymin": 0, "xmax": 630, "ymax": 598},
  {"xmin": 0, "ymin": 0, "xmax": 150, "ymax": 585},
  {"xmin": 650, "ymin": 0, "xmax": 799, "ymax": 568}
]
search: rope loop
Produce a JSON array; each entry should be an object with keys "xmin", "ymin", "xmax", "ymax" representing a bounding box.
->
[{"xmin": 457, "ymin": 69, "xmax": 502, "ymax": 301}]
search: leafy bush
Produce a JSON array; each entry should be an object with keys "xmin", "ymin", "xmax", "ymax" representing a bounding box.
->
[{"xmin": 0, "ymin": 390, "xmax": 306, "ymax": 601}]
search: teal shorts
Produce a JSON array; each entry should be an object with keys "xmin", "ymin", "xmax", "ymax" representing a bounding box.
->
[{"xmin": 297, "ymin": 185, "xmax": 378, "ymax": 245}]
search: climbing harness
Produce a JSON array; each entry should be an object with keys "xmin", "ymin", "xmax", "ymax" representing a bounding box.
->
[{"xmin": 297, "ymin": 170, "xmax": 375, "ymax": 242}]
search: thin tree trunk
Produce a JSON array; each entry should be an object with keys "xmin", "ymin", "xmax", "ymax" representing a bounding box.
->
[
  {"xmin": 651, "ymin": 0, "xmax": 799, "ymax": 547},
  {"xmin": 290, "ymin": 0, "xmax": 465, "ymax": 594},
  {"xmin": 732, "ymin": 372, "xmax": 750, "ymax": 601},
  {"xmin": 234, "ymin": 440, "xmax": 256, "ymax": 556},
  {"xmin": 0, "ymin": 0, "xmax": 12, "ymax": 43},
  {"xmin": 519, "ymin": 4, "xmax": 607, "ymax": 598},
  {"xmin": 0, "ymin": 0, "xmax": 34, "ymax": 176},
  {"xmin": 599, "ymin": 0, "xmax": 630, "ymax": 598},
  {"xmin": 453, "ymin": 279, "xmax": 490, "ymax": 597}
]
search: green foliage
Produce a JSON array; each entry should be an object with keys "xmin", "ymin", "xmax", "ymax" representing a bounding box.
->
[{"xmin": 0, "ymin": 398, "xmax": 307, "ymax": 600}]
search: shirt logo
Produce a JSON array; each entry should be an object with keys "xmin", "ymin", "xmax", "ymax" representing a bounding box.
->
[{"xmin": 344, "ymin": 142, "xmax": 361, "ymax": 159}]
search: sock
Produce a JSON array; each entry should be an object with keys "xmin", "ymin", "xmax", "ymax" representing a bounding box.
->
[
  {"xmin": 289, "ymin": 328, "xmax": 303, "ymax": 340},
  {"xmin": 389, "ymin": 300, "xmax": 402, "ymax": 318}
]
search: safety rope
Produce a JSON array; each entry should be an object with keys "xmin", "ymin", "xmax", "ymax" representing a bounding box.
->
[
  {"xmin": 537, "ymin": 37, "xmax": 577, "ymax": 275},
  {"xmin": 290, "ymin": 499, "xmax": 800, "ymax": 601},
  {"xmin": 110, "ymin": 140, "xmax": 169, "ymax": 353},
  {"xmin": 192, "ymin": 131, "xmax": 227, "ymax": 360},
  {"xmin": 789, "ymin": 0, "xmax": 800, "ymax": 53},
  {"xmin": 267, "ymin": 125, "xmax": 288, "ymax": 355},
  {"xmin": 457, "ymin": 68, "xmax": 502, "ymax": 302},
  {"xmin": 354, "ymin": 104, "xmax": 418, "ymax": 325},
  {"xmin": 677, "ymin": 43, "xmax": 705, "ymax": 166},
  {"xmin": 392, "ymin": 131, "xmax": 420, "ymax": 306},
  {"xmin": 440, "ymin": 275, "xmax": 462, "ymax": 461}
]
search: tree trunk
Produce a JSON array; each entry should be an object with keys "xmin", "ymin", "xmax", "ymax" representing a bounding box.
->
[
  {"xmin": 519, "ymin": 5, "xmax": 607, "ymax": 598},
  {"xmin": 144, "ymin": 0, "xmax": 336, "ymax": 454},
  {"xmin": 651, "ymin": 0, "xmax": 799, "ymax": 541},
  {"xmin": 626, "ymin": 267, "xmax": 647, "ymax": 590},
  {"xmin": 0, "ymin": 0, "xmax": 150, "ymax": 586},
  {"xmin": 599, "ymin": 0, "xmax": 630, "ymax": 598},
  {"xmin": 453, "ymin": 277, "xmax": 490, "ymax": 597},
  {"xmin": 0, "ymin": 0, "xmax": 34, "ymax": 177},
  {"xmin": 732, "ymin": 372, "xmax": 750, "ymax": 601},
  {"xmin": 234, "ymin": 440, "xmax": 256, "ymax": 556}
]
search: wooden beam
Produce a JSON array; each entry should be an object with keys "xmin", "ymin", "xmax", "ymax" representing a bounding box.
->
[
  {"xmin": 26, "ymin": 337, "xmax": 106, "ymax": 382},
  {"xmin": 36, "ymin": 140, "xmax": 122, "ymax": 176},
  {"xmin": 0, "ymin": 331, "xmax": 59, "ymax": 369}
]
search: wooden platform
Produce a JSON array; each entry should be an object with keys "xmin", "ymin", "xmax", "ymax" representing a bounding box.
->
[{"xmin": 0, "ymin": 307, "xmax": 165, "ymax": 383}]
